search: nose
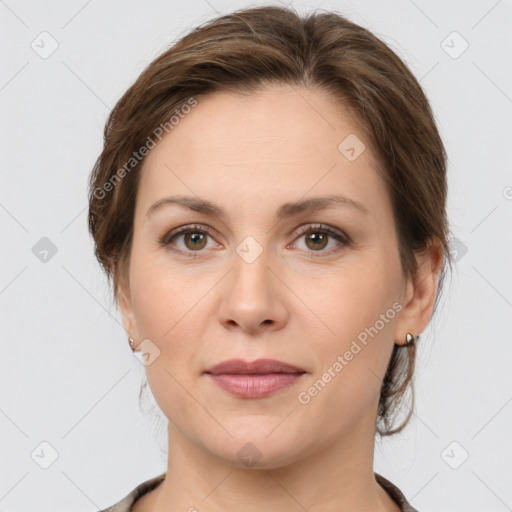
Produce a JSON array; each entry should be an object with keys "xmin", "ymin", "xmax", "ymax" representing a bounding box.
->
[{"xmin": 217, "ymin": 244, "xmax": 289, "ymax": 334}]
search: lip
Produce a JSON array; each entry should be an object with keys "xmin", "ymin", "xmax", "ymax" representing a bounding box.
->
[
  {"xmin": 204, "ymin": 358, "xmax": 306, "ymax": 375},
  {"xmin": 207, "ymin": 373, "xmax": 305, "ymax": 398},
  {"xmin": 204, "ymin": 358, "xmax": 307, "ymax": 399}
]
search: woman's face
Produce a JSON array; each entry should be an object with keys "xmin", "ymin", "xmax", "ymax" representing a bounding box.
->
[{"xmin": 120, "ymin": 84, "xmax": 414, "ymax": 467}]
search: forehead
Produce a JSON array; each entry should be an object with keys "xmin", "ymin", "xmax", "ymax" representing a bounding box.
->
[
  {"xmin": 136, "ymin": 84, "xmax": 389, "ymax": 221},
  {"xmin": 147, "ymin": 85, "xmax": 366, "ymax": 159}
]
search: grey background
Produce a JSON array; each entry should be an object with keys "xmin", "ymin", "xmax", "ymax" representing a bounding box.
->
[{"xmin": 1, "ymin": 0, "xmax": 511, "ymax": 510}]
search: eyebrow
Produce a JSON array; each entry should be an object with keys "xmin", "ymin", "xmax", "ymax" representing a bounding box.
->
[{"xmin": 146, "ymin": 194, "xmax": 370, "ymax": 221}]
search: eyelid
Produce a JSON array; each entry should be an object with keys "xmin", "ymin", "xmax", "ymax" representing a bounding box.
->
[{"xmin": 291, "ymin": 223, "xmax": 351, "ymax": 244}]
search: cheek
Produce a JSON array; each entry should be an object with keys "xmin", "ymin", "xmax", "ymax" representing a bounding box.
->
[
  {"xmin": 310, "ymin": 258, "xmax": 398, "ymax": 338},
  {"xmin": 304, "ymin": 257, "xmax": 400, "ymax": 397},
  {"xmin": 130, "ymin": 241, "xmax": 187, "ymax": 322},
  {"xmin": 130, "ymin": 261, "xmax": 207, "ymax": 422},
  {"xmin": 129, "ymin": 251, "xmax": 202, "ymax": 363}
]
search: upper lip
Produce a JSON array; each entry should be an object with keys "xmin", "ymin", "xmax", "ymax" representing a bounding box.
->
[{"xmin": 205, "ymin": 358, "xmax": 306, "ymax": 375}]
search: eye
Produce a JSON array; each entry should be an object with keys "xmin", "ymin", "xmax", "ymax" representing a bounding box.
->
[
  {"xmin": 158, "ymin": 224, "xmax": 217, "ymax": 257},
  {"xmin": 290, "ymin": 223, "xmax": 351, "ymax": 257},
  {"xmin": 159, "ymin": 222, "xmax": 351, "ymax": 258}
]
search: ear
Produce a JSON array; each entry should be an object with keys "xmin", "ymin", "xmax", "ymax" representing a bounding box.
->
[
  {"xmin": 117, "ymin": 278, "xmax": 139, "ymax": 342},
  {"xmin": 395, "ymin": 237, "xmax": 444, "ymax": 346}
]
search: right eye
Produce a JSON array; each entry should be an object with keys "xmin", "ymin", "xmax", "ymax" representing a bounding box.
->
[{"xmin": 159, "ymin": 223, "xmax": 218, "ymax": 257}]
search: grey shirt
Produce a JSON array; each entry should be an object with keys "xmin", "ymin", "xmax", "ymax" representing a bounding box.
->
[{"xmin": 98, "ymin": 472, "xmax": 419, "ymax": 511}]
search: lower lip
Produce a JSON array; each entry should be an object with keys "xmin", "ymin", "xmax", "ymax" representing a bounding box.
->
[{"xmin": 206, "ymin": 373, "xmax": 305, "ymax": 398}]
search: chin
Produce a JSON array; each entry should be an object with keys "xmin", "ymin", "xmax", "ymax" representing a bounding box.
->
[{"xmin": 202, "ymin": 428, "xmax": 310, "ymax": 470}]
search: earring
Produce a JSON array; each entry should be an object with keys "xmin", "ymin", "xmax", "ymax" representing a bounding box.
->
[
  {"xmin": 405, "ymin": 332, "xmax": 418, "ymax": 345},
  {"xmin": 129, "ymin": 337, "xmax": 135, "ymax": 351}
]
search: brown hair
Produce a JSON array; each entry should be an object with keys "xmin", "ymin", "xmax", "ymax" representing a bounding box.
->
[{"xmin": 87, "ymin": 5, "xmax": 452, "ymax": 437}]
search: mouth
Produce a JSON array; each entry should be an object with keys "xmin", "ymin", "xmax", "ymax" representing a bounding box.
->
[
  {"xmin": 204, "ymin": 358, "xmax": 307, "ymax": 376},
  {"xmin": 206, "ymin": 372, "xmax": 305, "ymax": 398},
  {"xmin": 204, "ymin": 358, "xmax": 307, "ymax": 399}
]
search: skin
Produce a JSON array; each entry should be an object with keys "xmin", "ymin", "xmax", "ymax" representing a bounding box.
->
[{"xmin": 119, "ymin": 84, "xmax": 443, "ymax": 512}]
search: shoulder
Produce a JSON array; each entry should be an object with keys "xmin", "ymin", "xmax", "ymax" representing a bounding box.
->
[
  {"xmin": 375, "ymin": 473, "xmax": 420, "ymax": 512},
  {"xmin": 97, "ymin": 473, "xmax": 166, "ymax": 512}
]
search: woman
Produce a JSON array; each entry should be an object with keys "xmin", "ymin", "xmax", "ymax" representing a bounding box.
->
[{"xmin": 88, "ymin": 5, "xmax": 451, "ymax": 512}]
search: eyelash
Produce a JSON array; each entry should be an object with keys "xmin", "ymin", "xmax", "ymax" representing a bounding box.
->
[{"xmin": 158, "ymin": 223, "xmax": 351, "ymax": 259}]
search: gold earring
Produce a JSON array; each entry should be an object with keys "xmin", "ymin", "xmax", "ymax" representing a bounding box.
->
[{"xmin": 129, "ymin": 337, "xmax": 135, "ymax": 351}]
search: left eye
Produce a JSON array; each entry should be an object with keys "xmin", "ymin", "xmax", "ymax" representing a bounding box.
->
[
  {"xmin": 159, "ymin": 223, "xmax": 350, "ymax": 257},
  {"xmin": 290, "ymin": 224, "xmax": 351, "ymax": 257}
]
